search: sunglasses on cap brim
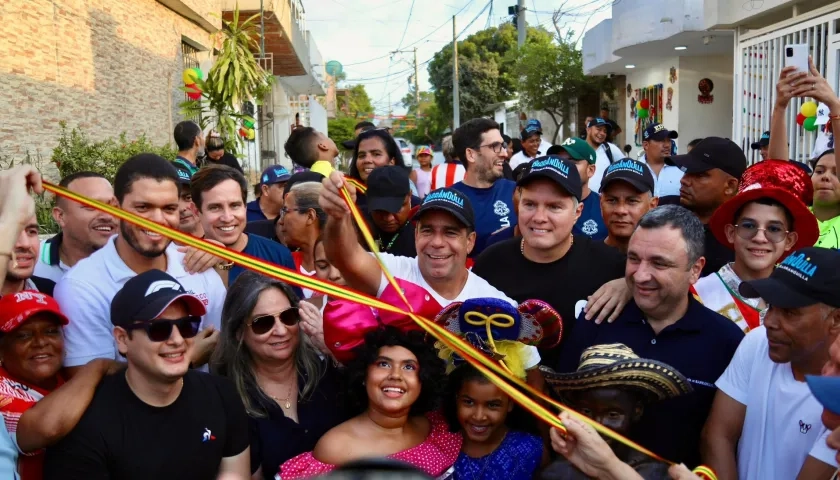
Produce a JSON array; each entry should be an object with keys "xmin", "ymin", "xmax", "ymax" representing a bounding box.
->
[
  {"xmin": 247, "ymin": 308, "xmax": 301, "ymax": 335},
  {"xmin": 124, "ymin": 316, "xmax": 202, "ymax": 342}
]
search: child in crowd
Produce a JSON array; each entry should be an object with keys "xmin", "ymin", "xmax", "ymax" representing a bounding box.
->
[
  {"xmin": 435, "ymin": 297, "xmax": 563, "ymax": 479},
  {"xmin": 539, "ymin": 344, "xmax": 693, "ymax": 479}
]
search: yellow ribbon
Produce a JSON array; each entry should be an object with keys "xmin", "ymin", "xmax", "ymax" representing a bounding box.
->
[
  {"xmin": 462, "ymin": 311, "xmax": 515, "ymax": 354},
  {"xmin": 41, "ymin": 179, "xmax": 717, "ymax": 479}
]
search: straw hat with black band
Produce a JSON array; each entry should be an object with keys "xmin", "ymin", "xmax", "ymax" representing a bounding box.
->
[{"xmin": 540, "ymin": 343, "xmax": 693, "ymax": 403}]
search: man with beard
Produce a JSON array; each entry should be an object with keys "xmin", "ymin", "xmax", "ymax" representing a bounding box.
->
[
  {"xmin": 35, "ymin": 172, "xmax": 117, "ymax": 283},
  {"xmin": 640, "ymin": 123, "xmax": 682, "ymax": 200},
  {"xmin": 173, "ymin": 121, "xmax": 205, "ymax": 176},
  {"xmin": 1, "ymin": 215, "xmax": 55, "ymax": 297},
  {"xmin": 189, "ymin": 165, "xmax": 299, "ymax": 291},
  {"xmin": 667, "ymin": 137, "xmax": 746, "ymax": 276},
  {"xmin": 584, "ymin": 118, "xmax": 625, "ymax": 194},
  {"xmin": 701, "ymin": 247, "xmax": 840, "ymax": 480},
  {"xmin": 556, "ymin": 205, "xmax": 744, "ymax": 466},
  {"xmin": 54, "ymin": 154, "xmax": 226, "ymax": 373},
  {"xmin": 451, "ymin": 118, "xmax": 518, "ymax": 257},
  {"xmin": 172, "ymin": 163, "xmax": 204, "ymax": 238}
]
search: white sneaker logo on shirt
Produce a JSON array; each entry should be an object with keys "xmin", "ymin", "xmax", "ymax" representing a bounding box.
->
[
  {"xmin": 493, "ymin": 200, "xmax": 510, "ymax": 216},
  {"xmin": 581, "ymin": 219, "xmax": 599, "ymax": 236},
  {"xmin": 799, "ymin": 420, "xmax": 812, "ymax": 434}
]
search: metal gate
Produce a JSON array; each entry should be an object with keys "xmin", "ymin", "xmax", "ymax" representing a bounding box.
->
[{"xmin": 735, "ymin": 6, "xmax": 840, "ymax": 164}]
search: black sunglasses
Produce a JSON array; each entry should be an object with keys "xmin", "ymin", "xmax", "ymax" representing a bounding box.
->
[
  {"xmin": 247, "ymin": 308, "xmax": 300, "ymax": 335},
  {"xmin": 124, "ymin": 316, "xmax": 201, "ymax": 342}
]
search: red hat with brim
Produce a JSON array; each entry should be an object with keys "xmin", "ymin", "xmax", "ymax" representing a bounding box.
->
[
  {"xmin": 709, "ymin": 160, "xmax": 819, "ymax": 257},
  {"xmin": 0, "ymin": 291, "xmax": 69, "ymax": 333}
]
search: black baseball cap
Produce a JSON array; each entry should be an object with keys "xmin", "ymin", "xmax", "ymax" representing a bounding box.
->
[
  {"xmin": 517, "ymin": 155, "xmax": 582, "ymax": 201},
  {"xmin": 367, "ymin": 166, "xmax": 410, "ymax": 214},
  {"xmin": 587, "ymin": 117, "xmax": 613, "ymax": 133},
  {"xmin": 110, "ymin": 270, "xmax": 207, "ymax": 328},
  {"xmin": 751, "ymin": 131, "xmax": 770, "ymax": 150},
  {"xmin": 283, "ymin": 171, "xmax": 325, "ymax": 197},
  {"xmin": 643, "ymin": 123, "xmax": 679, "ymax": 142},
  {"xmin": 414, "ymin": 187, "xmax": 475, "ymax": 230},
  {"xmin": 739, "ymin": 248, "xmax": 840, "ymax": 309},
  {"xmin": 172, "ymin": 162, "xmax": 192, "ymax": 185},
  {"xmin": 600, "ymin": 158, "xmax": 655, "ymax": 194},
  {"xmin": 666, "ymin": 137, "xmax": 747, "ymax": 180}
]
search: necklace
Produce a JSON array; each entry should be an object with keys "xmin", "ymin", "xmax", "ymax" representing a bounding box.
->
[
  {"xmin": 520, "ymin": 235, "xmax": 574, "ymax": 256},
  {"xmin": 377, "ymin": 228, "xmax": 404, "ymax": 252},
  {"xmin": 268, "ymin": 385, "xmax": 296, "ymax": 409}
]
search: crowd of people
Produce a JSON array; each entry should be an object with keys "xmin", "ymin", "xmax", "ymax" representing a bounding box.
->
[{"xmin": 0, "ymin": 59, "xmax": 838, "ymax": 480}]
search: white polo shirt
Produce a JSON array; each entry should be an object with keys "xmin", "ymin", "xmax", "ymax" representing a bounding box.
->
[
  {"xmin": 34, "ymin": 234, "xmax": 70, "ymax": 283},
  {"xmin": 54, "ymin": 236, "xmax": 226, "ymax": 367},
  {"xmin": 588, "ymin": 142, "xmax": 625, "ymax": 193},
  {"xmin": 640, "ymin": 154, "xmax": 684, "ymax": 197},
  {"xmin": 374, "ymin": 252, "xmax": 541, "ymax": 369}
]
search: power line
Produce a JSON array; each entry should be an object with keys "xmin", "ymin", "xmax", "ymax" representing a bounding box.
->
[
  {"xmin": 456, "ymin": 0, "xmax": 491, "ymax": 39},
  {"xmin": 395, "ymin": 0, "xmax": 417, "ymax": 51}
]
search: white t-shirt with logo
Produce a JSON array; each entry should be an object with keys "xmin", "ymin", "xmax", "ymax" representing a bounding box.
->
[
  {"xmin": 716, "ymin": 326, "xmax": 838, "ymax": 479},
  {"xmin": 54, "ymin": 237, "xmax": 227, "ymax": 367},
  {"xmin": 374, "ymin": 252, "xmax": 540, "ymax": 369}
]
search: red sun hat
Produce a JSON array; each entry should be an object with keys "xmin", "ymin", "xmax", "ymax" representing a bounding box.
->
[
  {"xmin": 709, "ymin": 159, "xmax": 819, "ymax": 257},
  {"xmin": 0, "ymin": 291, "xmax": 69, "ymax": 333}
]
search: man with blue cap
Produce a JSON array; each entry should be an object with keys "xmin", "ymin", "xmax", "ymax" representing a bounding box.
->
[{"xmin": 246, "ymin": 165, "xmax": 292, "ymax": 222}]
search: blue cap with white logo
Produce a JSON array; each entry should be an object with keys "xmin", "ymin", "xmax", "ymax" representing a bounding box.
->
[
  {"xmin": 259, "ymin": 165, "xmax": 292, "ymax": 186},
  {"xmin": 739, "ymin": 247, "xmax": 840, "ymax": 308},
  {"xmin": 517, "ymin": 155, "xmax": 582, "ymax": 201}
]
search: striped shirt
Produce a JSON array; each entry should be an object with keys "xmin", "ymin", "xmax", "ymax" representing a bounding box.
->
[{"xmin": 430, "ymin": 163, "xmax": 465, "ymax": 191}]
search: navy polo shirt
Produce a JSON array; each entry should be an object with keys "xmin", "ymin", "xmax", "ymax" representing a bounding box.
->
[
  {"xmin": 555, "ymin": 296, "xmax": 744, "ymax": 466},
  {"xmin": 451, "ymin": 180, "xmax": 518, "ymax": 257},
  {"xmin": 230, "ymin": 234, "xmax": 301, "ymax": 298},
  {"xmin": 246, "ymin": 200, "xmax": 268, "ymax": 222},
  {"xmin": 572, "ymin": 191, "xmax": 607, "ymax": 241}
]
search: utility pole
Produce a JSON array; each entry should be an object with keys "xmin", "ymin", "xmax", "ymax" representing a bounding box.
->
[
  {"xmin": 453, "ymin": 15, "xmax": 460, "ymax": 127},
  {"xmin": 413, "ymin": 47, "xmax": 420, "ymax": 107},
  {"xmin": 517, "ymin": 0, "xmax": 526, "ymax": 47}
]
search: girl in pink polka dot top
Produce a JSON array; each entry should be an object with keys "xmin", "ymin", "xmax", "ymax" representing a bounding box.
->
[{"xmin": 279, "ymin": 327, "xmax": 462, "ymax": 479}]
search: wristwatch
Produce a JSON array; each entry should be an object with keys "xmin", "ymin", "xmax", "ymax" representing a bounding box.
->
[{"xmin": 215, "ymin": 261, "xmax": 234, "ymax": 271}]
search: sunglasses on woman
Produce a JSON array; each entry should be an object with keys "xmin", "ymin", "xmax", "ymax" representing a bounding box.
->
[
  {"xmin": 247, "ymin": 308, "xmax": 300, "ymax": 335},
  {"xmin": 124, "ymin": 316, "xmax": 202, "ymax": 342}
]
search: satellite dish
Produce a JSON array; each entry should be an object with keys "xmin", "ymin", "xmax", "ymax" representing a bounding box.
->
[{"xmin": 325, "ymin": 60, "xmax": 343, "ymax": 77}]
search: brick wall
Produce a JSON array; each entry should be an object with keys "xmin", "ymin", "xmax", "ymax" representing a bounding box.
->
[{"xmin": 0, "ymin": 0, "xmax": 222, "ymax": 177}]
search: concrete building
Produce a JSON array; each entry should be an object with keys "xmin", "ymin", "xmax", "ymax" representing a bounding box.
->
[
  {"xmin": 582, "ymin": 0, "xmax": 840, "ymax": 164},
  {"xmin": 1, "ymin": 0, "xmax": 223, "ymax": 171}
]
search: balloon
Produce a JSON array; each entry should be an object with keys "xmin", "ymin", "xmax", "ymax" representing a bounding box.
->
[
  {"xmin": 187, "ymin": 90, "xmax": 202, "ymax": 100},
  {"xmin": 804, "ymin": 116, "xmax": 818, "ymax": 131},
  {"xmin": 636, "ymin": 108, "xmax": 649, "ymax": 119},
  {"xmin": 183, "ymin": 68, "xmax": 198, "ymax": 84},
  {"xmin": 635, "ymin": 101, "xmax": 643, "ymax": 110},
  {"xmin": 185, "ymin": 83, "xmax": 202, "ymax": 100},
  {"xmin": 796, "ymin": 113, "xmax": 807, "ymax": 126},
  {"xmin": 640, "ymin": 99, "xmax": 650, "ymax": 110},
  {"xmin": 239, "ymin": 128, "xmax": 248, "ymax": 138},
  {"xmin": 246, "ymin": 128, "xmax": 256, "ymax": 141},
  {"xmin": 800, "ymin": 101, "xmax": 818, "ymax": 118},
  {"xmin": 192, "ymin": 67, "xmax": 204, "ymax": 81},
  {"xmin": 243, "ymin": 119, "xmax": 255, "ymax": 129}
]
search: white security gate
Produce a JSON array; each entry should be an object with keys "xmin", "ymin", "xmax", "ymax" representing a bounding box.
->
[{"xmin": 734, "ymin": 6, "xmax": 840, "ymax": 164}]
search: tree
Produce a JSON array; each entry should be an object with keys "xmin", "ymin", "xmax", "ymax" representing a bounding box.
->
[
  {"xmin": 394, "ymin": 92, "xmax": 449, "ymax": 145},
  {"xmin": 327, "ymin": 116, "xmax": 356, "ymax": 151},
  {"xmin": 338, "ymin": 84, "xmax": 374, "ymax": 118},
  {"xmin": 514, "ymin": 31, "xmax": 613, "ymax": 142},
  {"xmin": 428, "ymin": 24, "xmax": 553, "ymax": 123},
  {"xmin": 179, "ymin": 3, "xmax": 273, "ymax": 153}
]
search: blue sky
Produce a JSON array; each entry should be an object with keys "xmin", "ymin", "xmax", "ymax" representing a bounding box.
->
[{"xmin": 304, "ymin": 0, "xmax": 612, "ymax": 116}]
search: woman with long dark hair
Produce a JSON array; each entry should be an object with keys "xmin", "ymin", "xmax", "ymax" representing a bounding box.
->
[
  {"xmin": 211, "ymin": 272, "xmax": 345, "ymax": 480},
  {"xmin": 347, "ymin": 129, "xmax": 408, "ymax": 211}
]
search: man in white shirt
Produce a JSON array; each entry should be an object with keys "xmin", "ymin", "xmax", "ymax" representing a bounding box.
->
[
  {"xmin": 701, "ymin": 247, "xmax": 840, "ymax": 480},
  {"xmin": 509, "ymin": 123, "xmax": 543, "ymax": 170},
  {"xmin": 35, "ymin": 172, "xmax": 117, "ymax": 283},
  {"xmin": 584, "ymin": 118, "xmax": 625, "ymax": 193},
  {"xmin": 639, "ymin": 123, "xmax": 683, "ymax": 199},
  {"xmin": 319, "ymin": 177, "xmax": 542, "ymax": 378},
  {"xmin": 54, "ymin": 154, "xmax": 226, "ymax": 374}
]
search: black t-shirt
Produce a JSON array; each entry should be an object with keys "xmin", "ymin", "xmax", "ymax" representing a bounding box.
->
[
  {"xmin": 376, "ymin": 221, "xmax": 417, "ymax": 257},
  {"xmin": 44, "ymin": 370, "xmax": 249, "ymax": 480},
  {"xmin": 472, "ymin": 235, "xmax": 626, "ymax": 365},
  {"xmin": 201, "ymin": 153, "xmax": 244, "ymax": 174},
  {"xmin": 702, "ymin": 224, "xmax": 734, "ymax": 277}
]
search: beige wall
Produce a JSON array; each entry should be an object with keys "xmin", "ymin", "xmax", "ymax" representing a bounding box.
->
[{"xmin": 0, "ymin": 0, "xmax": 221, "ymax": 172}]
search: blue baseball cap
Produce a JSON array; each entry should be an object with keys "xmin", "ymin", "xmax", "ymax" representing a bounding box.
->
[
  {"xmin": 415, "ymin": 187, "xmax": 475, "ymax": 230},
  {"xmin": 587, "ymin": 117, "xmax": 613, "ymax": 133},
  {"xmin": 526, "ymin": 119, "xmax": 543, "ymax": 130},
  {"xmin": 751, "ymin": 131, "xmax": 771, "ymax": 150},
  {"xmin": 171, "ymin": 162, "xmax": 192, "ymax": 185},
  {"xmin": 806, "ymin": 374, "xmax": 840, "ymax": 415},
  {"xmin": 260, "ymin": 165, "xmax": 292, "ymax": 186}
]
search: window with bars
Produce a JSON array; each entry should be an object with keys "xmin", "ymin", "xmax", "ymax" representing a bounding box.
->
[
  {"xmin": 736, "ymin": 15, "xmax": 835, "ymax": 164},
  {"xmin": 633, "ymin": 85, "xmax": 664, "ymax": 147},
  {"xmin": 181, "ymin": 41, "xmax": 200, "ymax": 103}
]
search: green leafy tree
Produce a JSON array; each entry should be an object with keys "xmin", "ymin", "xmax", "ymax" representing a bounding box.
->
[
  {"xmin": 327, "ymin": 116, "xmax": 357, "ymax": 151},
  {"xmin": 428, "ymin": 24, "xmax": 553, "ymax": 122},
  {"xmin": 514, "ymin": 32, "xmax": 613, "ymax": 142},
  {"xmin": 180, "ymin": 3, "xmax": 273, "ymax": 153},
  {"xmin": 338, "ymin": 84, "xmax": 374, "ymax": 118},
  {"xmin": 397, "ymin": 91, "xmax": 449, "ymax": 145}
]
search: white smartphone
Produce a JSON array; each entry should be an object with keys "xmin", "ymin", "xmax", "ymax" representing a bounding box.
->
[{"xmin": 785, "ymin": 44, "xmax": 810, "ymax": 74}]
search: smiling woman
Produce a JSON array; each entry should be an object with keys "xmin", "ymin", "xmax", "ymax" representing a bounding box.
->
[{"xmin": 280, "ymin": 326, "xmax": 461, "ymax": 480}]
